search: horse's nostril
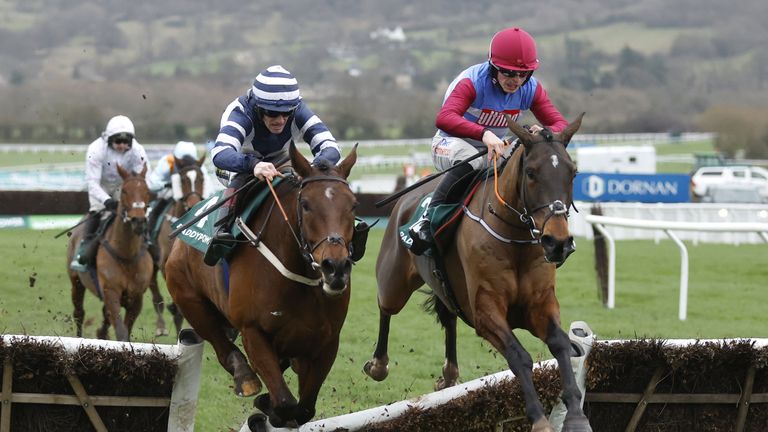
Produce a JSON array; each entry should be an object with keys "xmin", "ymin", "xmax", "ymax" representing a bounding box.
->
[
  {"xmin": 321, "ymin": 259, "xmax": 335, "ymax": 275},
  {"xmin": 540, "ymin": 235, "xmax": 556, "ymax": 249}
]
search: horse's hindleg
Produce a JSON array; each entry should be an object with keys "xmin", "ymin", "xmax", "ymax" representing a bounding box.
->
[
  {"xmin": 97, "ymin": 304, "xmax": 110, "ymax": 340},
  {"xmin": 167, "ymin": 302, "xmax": 185, "ymax": 337},
  {"xmin": 70, "ymin": 274, "xmax": 86, "ymax": 337},
  {"xmin": 542, "ymin": 320, "xmax": 592, "ymax": 432},
  {"xmin": 363, "ymin": 312, "xmax": 391, "ymax": 381},
  {"xmin": 148, "ymin": 266, "xmax": 168, "ymax": 336},
  {"xmin": 434, "ymin": 299, "xmax": 459, "ymax": 390},
  {"xmin": 475, "ymin": 290, "xmax": 552, "ymax": 430}
]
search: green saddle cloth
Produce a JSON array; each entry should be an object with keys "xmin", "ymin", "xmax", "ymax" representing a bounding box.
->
[
  {"xmin": 173, "ymin": 177, "xmax": 288, "ymax": 261},
  {"xmin": 398, "ymin": 194, "xmax": 462, "ymax": 256}
]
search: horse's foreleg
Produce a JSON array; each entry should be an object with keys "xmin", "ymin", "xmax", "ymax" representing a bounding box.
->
[
  {"xmin": 123, "ymin": 292, "xmax": 144, "ymax": 342},
  {"xmin": 70, "ymin": 275, "xmax": 86, "ymax": 337},
  {"xmin": 174, "ymin": 296, "xmax": 261, "ymax": 396},
  {"xmin": 543, "ymin": 320, "xmax": 592, "ymax": 432},
  {"xmin": 241, "ymin": 327, "xmax": 296, "ymax": 428},
  {"xmin": 475, "ymin": 290, "xmax": 551, "ymax": 431},
  {"xmin": 363, "ymin": 312, "xmax": 391, "ymax": 381},
  {"xmin": 148, "ymin": 266, "xmax": 168, "ymax": 336},
  {"xmin": 103, "ymin": 288, "xmax": 129, "ymax": 341},
  {"xmin": 434, "ymin": 299, "xmax": 459, "ymax": 390},
  {"xmin": 291, "ymin": 342, "xmax": 339, "ymax": 426}
]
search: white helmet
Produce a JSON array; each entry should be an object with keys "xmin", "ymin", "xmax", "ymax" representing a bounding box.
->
[
  {"xmin": 173, "ymin": 141, "xmax": 197, "ymax": 159},
  {"xmin": 104, "ymin": 115, "xmax": 135, "ymax": 147}
]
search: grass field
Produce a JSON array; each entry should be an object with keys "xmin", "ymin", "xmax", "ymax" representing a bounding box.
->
[{"xmin": 0, "ymin": 226, "xmax": 765, "ymax": 430}]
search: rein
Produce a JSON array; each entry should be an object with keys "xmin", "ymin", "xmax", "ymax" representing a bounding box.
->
[{"xmin": 100, "ymin": 238, "xmax": 148, "ymax": 265}]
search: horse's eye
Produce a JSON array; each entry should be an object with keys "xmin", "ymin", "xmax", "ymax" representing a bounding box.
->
[
  {"xmin": 352, "ymin": 202, "xmax": 359, "ymax": 211},
  {"xmin": 300, "ymin": 200, "xmax": 311, "ymax": 212},
  {"xmin": 526, "ymin": 168, "xmax": 535, "ymax": 180}
]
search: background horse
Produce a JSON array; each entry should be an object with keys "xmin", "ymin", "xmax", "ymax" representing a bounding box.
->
[
  {"xmin": 364, "ymin": 114, "xmax": 592, "ymax": 432},
  {"xmin": 147, "ymin": 154, "xmax": 206, "ymax": 337},
  {"xmin": 67, "ymin": 164, "xmax": 153, "ymax": 341},
  {"xmin": 165, "ymin": 142, "xmax": 358, "ymax": 428}
]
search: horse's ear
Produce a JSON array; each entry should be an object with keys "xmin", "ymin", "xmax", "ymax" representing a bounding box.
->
[
  {"xmin": 197, "ymin": 153, "xmax": 206, "ymax": 166},
  {"xmin": 117, "ymin": 164, "xmax": 129, "ymax": 179},
  {"xmin": 290, "ymin": 141, "xmax": 312, "ymax": 178},
  {"xmin": 504, "ymin": 114, "xmax": 535, "ymax": 148},
  {"xmin": 559, "ymin": 112, "xmax": 585, "ymax": 147},
  {"xmin": 138, "ymin": 162, "xmax": 148, "ymax": 178},
  {"xmin": 337, "ymin": 143, "xmax": 358, "ymax": 180}
]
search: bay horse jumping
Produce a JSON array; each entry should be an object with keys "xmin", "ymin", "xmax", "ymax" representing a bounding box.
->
[
  {"xmin": 165, "ymin": 142, "xmax": 359, "ymax": 428},
  {"xmin": 67, "ymin": 164, "xmax": 153, "ymax": 342},
  {"xmin": 364, "ymin": 114, "xmax": 592, "ymax": 432},
  {"xmin": 147, "ymin": 154, "xmax": 206, "ymax": 337}
]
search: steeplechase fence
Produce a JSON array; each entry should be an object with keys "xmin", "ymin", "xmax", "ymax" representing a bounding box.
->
[{"xmin": 0, "ymin": 330, "xmax": 203, "ymax": 432}]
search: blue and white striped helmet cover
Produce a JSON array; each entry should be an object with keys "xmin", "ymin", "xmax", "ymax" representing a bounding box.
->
[{"xmin": 251, "ymin": 65, "xmax": 301, "ymax": 111}]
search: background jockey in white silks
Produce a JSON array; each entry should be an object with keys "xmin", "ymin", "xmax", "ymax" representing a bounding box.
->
[{"xmin": 70, "ymin": 115, "xmax": 150, "ymax": 272}]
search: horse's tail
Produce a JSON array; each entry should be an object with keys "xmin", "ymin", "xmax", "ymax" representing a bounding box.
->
[{"xmin": 421, "ymin": 290, "xmax": 452, "ymax": 325}]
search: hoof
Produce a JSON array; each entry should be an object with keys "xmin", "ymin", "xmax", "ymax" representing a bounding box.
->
[
  {"xmin": 363, "ymin": 359, "xmax": 389, "ymax": 381},
  {"xmin": 155, "ymin": 328, "xmax": 168, "ymax": 337},
  {"xmin": 235, "ymin": 378, "xmax": 262, "ymax": 397},
  {"xmin": 246, "ymin": 413, "xmax": 268, "ymax": 432},
  {"xmin": 434, "ymin": 376, "xmax": 459, "ymax": 391},
  {"xmin": 563, "ymin": 415, "xmax": 592, "ymax": 432},
  {"xmin": 532, "ymin": 417, "xmax": 555, "ymax": 432}
]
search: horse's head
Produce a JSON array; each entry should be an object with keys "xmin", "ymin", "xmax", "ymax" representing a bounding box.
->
[
  {"xmin": 504, "ymin": 113, "xmax": 584, "ymax": 267},
  {"xmin": 172, "ymin": 154, "xmax": 206, "ymax": 212},
  {"xmin": 117, "ymin": 163, "xmax": 151, "ymax": 235},
  {"xmin": 290, "ymin": 142, "xmax": 359, "ymax": 296}
]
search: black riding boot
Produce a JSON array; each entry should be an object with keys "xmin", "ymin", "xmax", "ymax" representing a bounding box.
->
[
  {"xmin": 408, "ymin": 162, "xmax": 474, "ymax": 256},
  {"xmin": 70, "ymin": 212, "xmax": 101, "ymax": 271},
  {"xmin": 203, "ymin": 188, "xmax": 237, "ymax": 266}
]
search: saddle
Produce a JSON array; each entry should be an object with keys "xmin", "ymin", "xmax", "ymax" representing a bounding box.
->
[
  {"xmin": 398, "ymin": 168, "xmax": 488, "ymax": 255},
  {"xmin": 174, "ymin": 176, "xmax": 290, "ymax": 262}
]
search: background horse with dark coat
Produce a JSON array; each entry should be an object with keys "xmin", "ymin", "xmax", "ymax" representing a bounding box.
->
[
  {"xmin": 147, "ymin": 154, "xmax": 206, "ymax": 337},
  {"xmin": 364, "ymin": 114, "xmax": 592, "ymax": 432},
  {"xmin": 67, "ymin": 164, "xmax": 153, "ymax": 341},
  {"xmin": 165, "ymin": 143, "xmax": 359, "ymax": 428}
]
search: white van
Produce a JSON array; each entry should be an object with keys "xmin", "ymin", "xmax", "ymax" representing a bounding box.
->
[{"xmin": 690, "ymin": 165, "xmax": 768, "ymax": 199}]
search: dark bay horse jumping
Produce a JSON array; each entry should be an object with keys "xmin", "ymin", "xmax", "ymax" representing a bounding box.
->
[
  {"xmin": 147, "ymin": 154, "xmax": 206, "ymax": 337},
  {"xmin": 165, "ymin": 142, "xmax": 359, "ymax": 428},
  {"xmin": 364, "ymin": 114, "xmax": 592, "ymax": 432},
  {"xmin": 67, "ymin": 164, "xmax": 153, "ymax": 342}
]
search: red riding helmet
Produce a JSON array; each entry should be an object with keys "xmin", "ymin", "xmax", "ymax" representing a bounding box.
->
[{"xmin": 488, "ymin": 27, "xmax": 539, "ymax": 71}]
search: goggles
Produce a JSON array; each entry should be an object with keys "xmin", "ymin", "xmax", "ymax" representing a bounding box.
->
[
  {"xmin": 262, "ymin": 108, "xmax": 295, "ymax": 118},
  {"xmin": 491, "ymin": 62, "xmax": 533, "ymax": 79}
]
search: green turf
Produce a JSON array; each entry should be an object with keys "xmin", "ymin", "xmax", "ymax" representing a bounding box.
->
[{"xmin": 0, "ymin": 226, "xmax": 765, "ymax": 430}]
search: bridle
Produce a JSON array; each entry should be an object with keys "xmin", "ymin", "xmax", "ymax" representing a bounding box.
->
[
  {"xmin": 470, "ymin": 140, "xmax": 576, "ymax": 244},
  {"xmin": 235, "ymin": 172, "xmax": 355, "ymax": 285},
  {"xmin": 294, "ymin": 175, "xmax": 354, "ymax": 269},
  {"xmin": 172, "ymin": 165, "xmax": 205, "ymax": 212},
  {"xmin": 118, "ymin": 177, "xmax": 149, "ymax": 225}
]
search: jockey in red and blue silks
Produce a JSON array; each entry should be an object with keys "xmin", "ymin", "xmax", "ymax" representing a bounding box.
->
[{"xmin": 409, "ymin": 27, "xmax": 568, "ymax": 255}]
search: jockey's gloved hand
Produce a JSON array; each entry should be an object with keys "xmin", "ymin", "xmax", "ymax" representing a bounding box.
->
[{"xmin": 103, "ymin": 198, "xmax": 118, "ymax": 211}]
